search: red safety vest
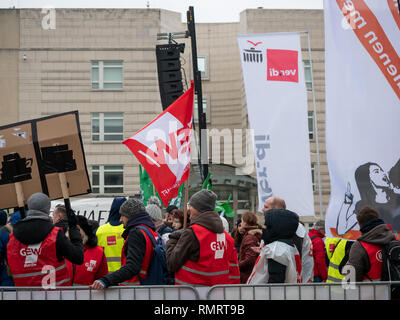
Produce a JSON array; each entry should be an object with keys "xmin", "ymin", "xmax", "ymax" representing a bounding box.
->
[
  {"xmin": 7, "ymin": 227, "xmax": 70, "ymax": 287},
  {"xmin": 359, "ymin": 241, "xmax": 383, "ymax": 281},
  {"xmin": 67, "ymin": 245, "xmax": 105, "ymax": 285},
  {"xmin": 119, "ymin": 225, "xmax": 155, "ymax": 286},
  {"xmin": 175, "ymin": 224, "xmax": 240, "ymax": 286}
]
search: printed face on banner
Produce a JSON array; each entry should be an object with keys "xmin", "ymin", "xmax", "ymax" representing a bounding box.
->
[{"xmin": 267, "ymin": 49, "xmax": 299, "ymax": 83}]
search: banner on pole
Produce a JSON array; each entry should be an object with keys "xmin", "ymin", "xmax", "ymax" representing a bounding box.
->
[
  {"xmin": 238, "ymin": 33, "xmax": 314, "ymax": 216},
  {"xmin": 324, "ymin": 0, "xmax": 400, "ymax": 239},
  {"xmin": 123, "ymin": 82, "xmax": 194, "ymax": 207}
]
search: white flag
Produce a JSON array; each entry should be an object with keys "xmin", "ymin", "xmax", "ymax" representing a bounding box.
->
[
  {"xmin": 324, "ymin": 0, "xmax": 400, "ymax": 239},
  {"xmin": 238, "ymin": 33, "xmax": 314, "ymax": 216}
]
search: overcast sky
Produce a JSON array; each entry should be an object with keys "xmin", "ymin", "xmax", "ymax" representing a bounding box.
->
[{"xmin": 0, "ymin": 0, "xmax": 324, "ymax": 22}]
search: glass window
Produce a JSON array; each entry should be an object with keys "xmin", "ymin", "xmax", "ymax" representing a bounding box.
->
[
  {"xmin": 303, "ymin": 60, "xmax": 313, "ymax": 90},
  {"xmin": 308, "ymin": 111, "xmax": 314, "ymax": 140},
  {"xmin": 194, "ymin": 98, "xmax": 210, "ymax": 124},
  {"xmin": 197, "ymin": 55, "xmax": 209, "ymax": 80},
  {"xmin": 91, "ymin": 113, "xmax": 123, "ymax": 142},
  {"xmin": 91, "ymin": 61, "xmax": 123, "ymax": 90},
  {"xmin": 311, "ymin": 163, "xmax": 315, "ymax": 192},
  {"xmin": 91, "ymin": 165, "xmax": 124, "ymax": 194}
]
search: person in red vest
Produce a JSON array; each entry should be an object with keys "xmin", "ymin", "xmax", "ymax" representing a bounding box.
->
[
  {"xmin": 67, "ymin": 215, "xmax": 108, "ymax": 285},
  {"xmin": 7, "ymin": 192, "xmax": 84, "ymax": 287},
  {"xmin": 345, "ymin": 206, "xmax": 393, "ymax": 281},
  {"xmin": 166, "ymin": 189, "xmax": 240, "ymax": 286},
  {"xmin": 308, "ymin": 219, "xmax": 328, "ymax": 282},
  {"xmin": 91, "ymin": 198, "xmax": 157, "ymax": 289}
]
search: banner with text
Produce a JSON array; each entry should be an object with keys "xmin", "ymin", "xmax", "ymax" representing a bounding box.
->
[
  {"xmin": 238, "ymin": 33, "xmax": 314, "ymax": 216},
  {"xmin": 324, "ymin": 0, "xmax": 400, "ymax": 239}
]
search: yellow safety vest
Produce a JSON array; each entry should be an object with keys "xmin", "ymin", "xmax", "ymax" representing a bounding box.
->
[
  {"xmin": 96, "ymin": 222, "xmax": 125, "ymax": 272},
  {"xmin": 325, "ymin": 238, "xmax": 347, "ymax": 283}
]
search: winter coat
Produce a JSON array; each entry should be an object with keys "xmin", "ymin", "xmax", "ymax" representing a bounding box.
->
[
  {"xmin": 166, "ymin": 210, "xmax": 226, "ymax": 273},
  {"xmin": 345, "ymin": 219, "xmax": 393, "ymax": 282},
  {"xmin": 308, "ymin": 228, "xmax": 328, "ymax": 281},
  {"xmin": 261, "ymin": 209, "xmax": 299, "ymax": 283},
  {"xmin": 239, "ymin": 226, "xmax": 262, "ymax": 283},
  {"xmin": 9, "ymin": 210, "xmax": 84, "ymax": 266},
  {"xmin": 99, "ymin": 211, "xmax": 156, "ymax": 287}
]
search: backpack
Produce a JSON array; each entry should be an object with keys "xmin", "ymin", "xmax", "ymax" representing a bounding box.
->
[
  {"xmin": 136, "ymin": 226, "xmax": 169, "ymax": 286},
  {"xmin": 380, "ymin": 238, "xmax": 400, "ymax": 299}
]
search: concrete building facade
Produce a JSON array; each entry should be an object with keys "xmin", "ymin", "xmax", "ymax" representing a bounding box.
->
[{"xmin": 0, "ymin": 8, "xmax": 328, "ymax": 225}]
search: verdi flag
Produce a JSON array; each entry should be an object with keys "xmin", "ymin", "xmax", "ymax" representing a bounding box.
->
[
  {"xmin": 201, "ymin": 172, "xmax": 212, "ymax": 190},
  {"xmin": 238, "ymin": 33, "xmax": 314, "ymax": 216},
  {"xmin": 123, "ymin": 82, "xmax": 194, "ymax": 206}
]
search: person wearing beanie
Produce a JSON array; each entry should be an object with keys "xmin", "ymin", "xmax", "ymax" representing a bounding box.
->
[
  {"xmin": 6, "ymin": 192, "xmax": 84, "ymax": 287},
  {"xmin": 91, "ymin": 198, "xmax": 158, "ymax": 289},
  {"xmin": 67, "ymin": 215, "xmax": 108, "ymax": 285},
  {"xmin": 96, "ymin": 197, "xmax": 126, "ymax": 272},
  {"xmin": 166, "ymin": 189, "xmax": 240, "ymax": 286},
  {"xmin": 308, "ymin": 219, "xmax": 328, "ymax": 282},
  {"xmin": 164, "ymin": 204, "xmax": 178, "ymax": 228},
  {"xmin": 345, "ymin": 206, "xmax": 394, "ymax": 282}
]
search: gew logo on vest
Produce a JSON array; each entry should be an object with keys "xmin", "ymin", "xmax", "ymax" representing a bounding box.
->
[
  {"xmin": 210, "ymin": 233, "xmax": 227, "ymax": 259},
  {"xmin": 267, "ymin": 49, "xmax": 298, "ymax": 83},
  {"xmin": 20, "ymin": 243, "xmax": 42, "ymax": 268}
]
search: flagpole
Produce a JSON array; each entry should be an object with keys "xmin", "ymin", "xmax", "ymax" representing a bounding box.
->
[{"xmin": 183, "ymin": 180, "xmax": 190, "ymax": 229}]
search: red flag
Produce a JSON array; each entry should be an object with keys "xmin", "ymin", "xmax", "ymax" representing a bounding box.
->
[{"xmin": 123, "ymin": 81, "xmax": 194, "ymax": 206}]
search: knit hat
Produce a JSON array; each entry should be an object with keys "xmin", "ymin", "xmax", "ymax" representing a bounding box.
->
[
  {"xmin": 119, "ymin": 198, "xmax": 146, "ymax": 219},
  {"xmin": 27, "ymin": 192, "xmax": 51, "ymax": 215},
  {"xmin": 314, "ymin": 219, "xmax": 325, "ymax": 230},
  {"xmin": 147, "ymin": 196, "xmax": 161, "ymax": 208},
  {"xmin": 188, "ymin": 189, "xmax": 217, "ymax": 213},
  {"xmin": 166, "ymin": 205, "xmax": 178, "ymax": 213},
  {"xmin": 146, "ymin": 203, "xmax": 162, "ymax": 221}
]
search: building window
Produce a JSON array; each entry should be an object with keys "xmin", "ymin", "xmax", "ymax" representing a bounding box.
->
[
  {"xmin": 308, "ymin": 111, "xmax": 314, "ymax": 140},
  {"xmin": 311, "ymin": 162, "xmax": 315, "ymax": 192},
  {"xmin": 92, "ymin": 113, "xmax": 124, "ymax": 142},
  {"xmin": 91, "ymin": 165, "xmax": 124, "ymax": 194},
  {"xmin": 194, "ymin": 98, "xmax": 210, "ymax": 123},
  {"xmin": 91, "ymin": 61, "xmax": 123, "ymax": 90},
  {"xmin": 303, "ymin": 60, "xmax": 312, "ymax": 90},
  {"xmin": 198, "ymin": 55, "xmax": 209, "ymax": 80}
]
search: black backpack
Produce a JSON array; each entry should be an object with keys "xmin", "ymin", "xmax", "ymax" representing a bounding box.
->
[{"xmin": 380, "ymin": 238, "xmax": 400, "ymax": 298}]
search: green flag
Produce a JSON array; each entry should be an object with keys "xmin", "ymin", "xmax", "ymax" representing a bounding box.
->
[
  {"xmin": 215, "ymin": 194, "xmax": 234, "ymax": 218},
  {"xmin": 201, "ymin": 172, "xmax": 212, "ymax": 190},
  {"xmin": 201, "ymin": 172, "xmax": 234, "ymax": 218},
  {"xmin": 168, "ymin": 183, "xmax": 185, "ymax": 209},
  {"xmin": 139, "ymin": 164, "xmax": 161, "ymax": 206}
]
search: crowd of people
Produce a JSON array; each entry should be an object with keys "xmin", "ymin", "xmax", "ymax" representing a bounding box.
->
[{"xmin": 0, "ymin": 190, "xmax": 398, "ymax": 290}]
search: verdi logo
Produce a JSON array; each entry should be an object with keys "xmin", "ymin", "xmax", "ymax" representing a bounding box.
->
[{"xmin": 267, "ymin": 49, "xmax": 299, "ymax": 83}]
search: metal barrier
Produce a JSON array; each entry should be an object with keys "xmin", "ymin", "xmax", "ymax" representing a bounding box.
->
[
  {"xmin": 0, "ymin": 285, "xmax": 199, "ymax": 300},
  {"xmin": 0, "ymin": 282, "xmax": 397, "ymax": 300},
  {"xmin": 206, "ymin": 282, "xmax": 395, "ymax": 300}
]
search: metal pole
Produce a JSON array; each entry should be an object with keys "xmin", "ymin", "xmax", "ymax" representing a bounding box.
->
[
  {"xmin": 306, "ymin": 31, "xmax": 323, "ymax": 219},
  {"xmin": 187, "ymin": 6, "xmax": 209, "ymax": 183}
]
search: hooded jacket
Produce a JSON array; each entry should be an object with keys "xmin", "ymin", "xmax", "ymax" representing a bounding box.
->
[
  {"xmin": 10, "ymin": 209, "xmax": 84, "ymax": 265},
  {"xmin": 261, "ymin": 209, "xmax": 300, "ymax": 283},
  {"xmin": 107, "ymin": 197, "xmax": 126, "ymax": 226},
  {"xmin": 166, "ymin": 210, "xmax": 225, "ymax": 273},
  {"xmin": 99, "ymin": 211, "xmax": 156, "ymax": 287},
  {"xmin": 308, "ymin": 228, "xmax": 328, "ymax": 281},
  {"xmin": 346, "ymin": 219, "xmax": 393, "ymax": 282}
]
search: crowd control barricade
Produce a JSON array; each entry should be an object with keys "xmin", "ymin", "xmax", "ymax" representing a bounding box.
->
[
  {"xmin": 206, "ymin": 282, "xmax": 394, "ymax": 300},
  {"xmin": 0, "ymin": 285, "xmax": 199, "ymax": 301}
]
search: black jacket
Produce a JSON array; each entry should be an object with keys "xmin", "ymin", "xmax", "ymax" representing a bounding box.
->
[
  {"xmin": 261, "ymin": 209, "xmax": 299, "ymax": 283},
  {"xmin": 100, "ymin": 211, "xmax": 156, "ymax": 287},
  {"xmin": 11, "ymin": 210, "xmax": 83, "ymax": 265}
]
